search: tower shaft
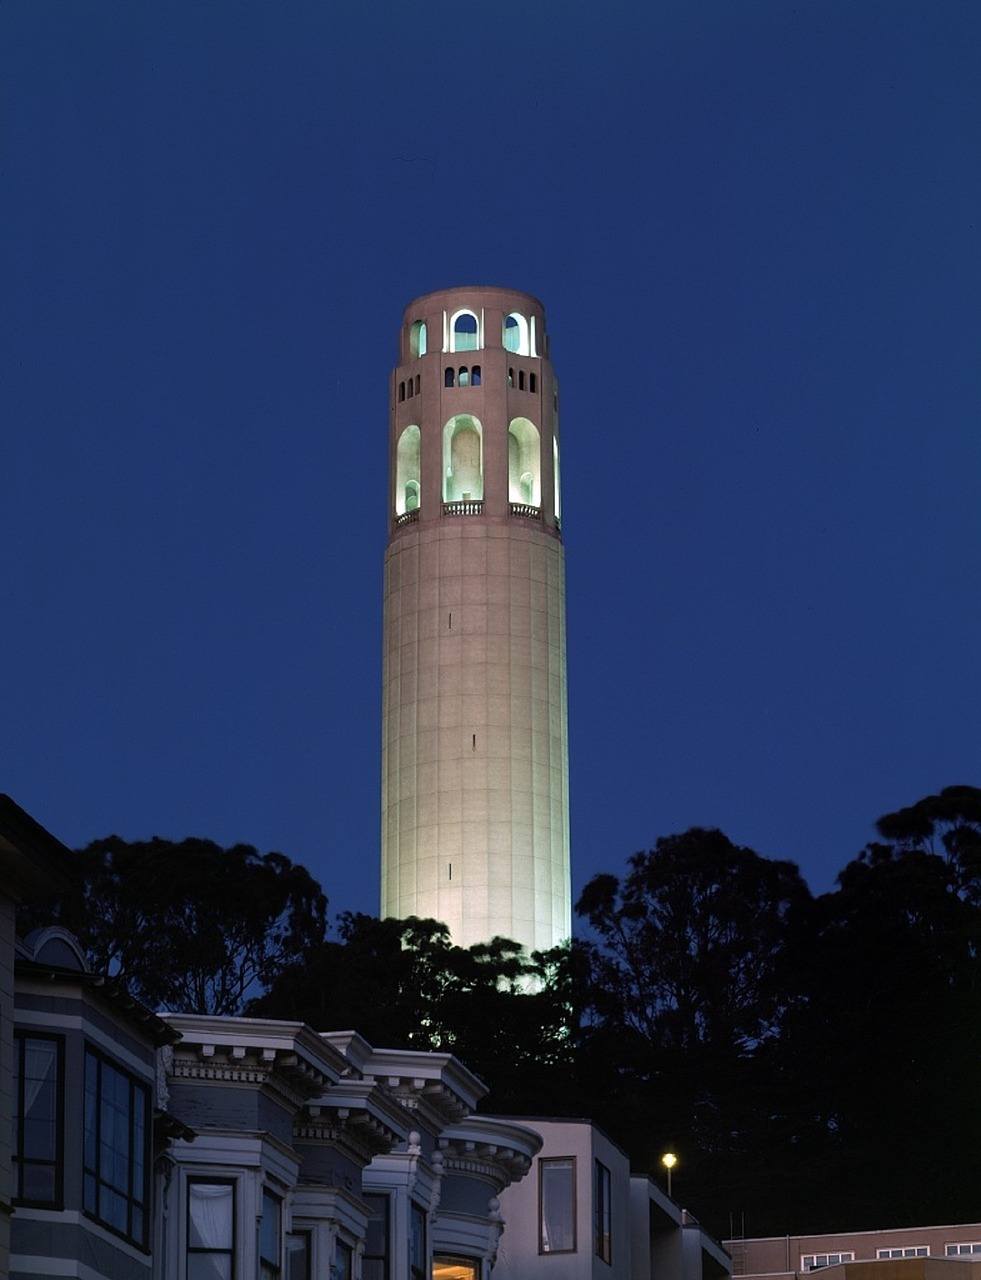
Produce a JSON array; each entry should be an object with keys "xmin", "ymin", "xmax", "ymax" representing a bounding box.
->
[{"xmin": 381, "ymin": 287, "xmax": 570, "ymax": 955}]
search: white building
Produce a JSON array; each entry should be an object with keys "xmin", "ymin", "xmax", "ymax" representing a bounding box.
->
[{"xmin": 494, "ymin": 1118, "xmax": 731, "ymax": 1280}]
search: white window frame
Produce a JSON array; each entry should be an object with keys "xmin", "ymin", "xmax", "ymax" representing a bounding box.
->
[
  {"xmin": 448, "ymin": 309, "xmax": 481, "ymax": 353},
  {"xmin": 877, "ymin": 1248, "xmax": 929, "ymax": 1259},
  {"xmin": 802, "ymin": 1254, "xmax": 855, "ymax": 1271},
  {"xmin": 946, "ymin": 1244, "xmax": 981, "ymax": 1257}
]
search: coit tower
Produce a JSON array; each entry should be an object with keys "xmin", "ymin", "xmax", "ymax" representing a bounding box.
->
[{"xmin": 381, "ymin": 286, "xmax": 571, "ymax": 955}]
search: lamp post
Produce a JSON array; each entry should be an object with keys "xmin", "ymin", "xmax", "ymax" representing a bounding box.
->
[{"xmin": 661, "ymin": 1152, "xmax": 678, "ymax": 1199}]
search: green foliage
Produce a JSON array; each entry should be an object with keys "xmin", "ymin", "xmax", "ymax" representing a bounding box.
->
[
  {"xmin": 249, "ymin": 914, "xmax": 587, "ymax": 1114},
  {"xmin": 33, "ymin": 835, "xmax": 327, "ymax": 1015},
  {"xmin": 36, "ymin": 784, "xmax": 981, "ymax": 1239}
]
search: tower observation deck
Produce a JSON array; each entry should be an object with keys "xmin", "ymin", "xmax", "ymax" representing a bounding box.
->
[{"xmin": 381, "ymin": 286, "xmax": 571, "ymax": 955}]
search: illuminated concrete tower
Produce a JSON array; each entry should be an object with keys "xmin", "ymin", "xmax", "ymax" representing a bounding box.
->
[{"xmin": 381, "ymin": 286, "xmax": 570, "ymax": 954}]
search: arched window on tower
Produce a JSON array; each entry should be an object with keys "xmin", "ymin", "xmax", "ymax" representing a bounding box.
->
[
  {"xmin": 458, "ymin": 367, "xmax": 470, "ymax": 388},
  {"xmin": 471, "ymin": 365, "xmax": 481, "ymax": 386},
  {"xmin": 410, "ymin": 320, "xmax": 427, "ymax": 358},
  {"xmin": 445, "ymin": 367, "xmax": 455, "ymax": 388},
  {"xmin": 442, "ymin": 415, "xmax": 484, "ymax": 502},
  {"xmin": 451, "ymin": 310, "xmax": 479, "ymax": 352},
  {"xmin": 503, "ymin": 312, "xmax": 530, "ymax": 355},
  {"xmin": 508, "ymin": 417, "xmax": 541, "ymax": 507},
  {"xmin": 395, "ymin": 425, "xmax": 421, "ymax": 516}
]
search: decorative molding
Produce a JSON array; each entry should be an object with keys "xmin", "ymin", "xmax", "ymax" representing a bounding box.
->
[
  {"xmin": 169, "ymin": 1041, "xmax": 327, "ymax": 1109},
  {"xmin": 371, "ymin": 1074, "xmax": 470, "ymax": 1130},
  {"xmin": 295, "ymin": 1104, "xmax": 399, "ymax": 1164}
]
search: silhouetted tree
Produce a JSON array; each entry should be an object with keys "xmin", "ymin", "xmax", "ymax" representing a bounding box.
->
[
  {"xmin": 571, "ymin": 829, "xmax": 812, "ymax": 1233},
  {"xmin": 251, "ymin": 914, "xmax": 589, "ymax": 1115},
  {"xmin": 778, "ymin": 812, "xmax": 981, "ymax": 1233},
  {"xmin": 33, "ymin": 835, "xmax": 327, "ymax": 1015}
]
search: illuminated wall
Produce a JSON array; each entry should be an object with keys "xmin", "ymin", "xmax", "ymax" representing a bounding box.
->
[{"xmin": 381, "ymin": 286, "xmax": 570, "ymax": 956}]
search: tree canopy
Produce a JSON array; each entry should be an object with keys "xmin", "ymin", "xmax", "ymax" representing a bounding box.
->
[
  {"xmin": 31, "ymin": 785, "xmax": 981, "ymax": 1238},
  {"xmin": 30, "ymin": 834, "xmax": 327, "ymax": 1015}
]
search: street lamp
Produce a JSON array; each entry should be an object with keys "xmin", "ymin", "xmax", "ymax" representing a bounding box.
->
[{"xmin": 661, "ymin": 1152, "xmax": 678, "ymax": 1198}]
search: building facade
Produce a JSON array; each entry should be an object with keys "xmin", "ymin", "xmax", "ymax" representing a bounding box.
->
[
  {"xmin": 493, "ymin": 1119, "xmax": 729, "ymax": 1280},
  {"xmin": 726, "ymin": 1225, "xmax": 981, "ymax": 1280},
  {"xmin": 1, "ymin": 797, "xmax": 731, "ymax": 1280},
  {"xmin": 380, "ymin": 287, "xmax": 571, "ymax": 955}
]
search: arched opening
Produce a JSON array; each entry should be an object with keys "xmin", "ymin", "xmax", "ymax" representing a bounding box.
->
[
  {"xmin": 503, "ymin": 312, "xmax": 530, "ymax": 355},
  {"xmin": 443, "ymin": 415, "xmax": 483, "ymax": 502},
  {"xmin": 445, "ymin": 367, "xmax": 455, "ymax": 388},
  {"xmin": 529, "ymin": 372, "xmax": 537, "ymax": 393},
  {"xmin": 410, "ymin": 320, "xmax": 427, "ymax": 358},
  {"xmin": 451, "ymin": 310, "xmax": 479, "ymax": 352},
  {"xmin": 407, "ymin": 379, "xmax": 414, "ymax": 399},
  {"xmin": 458, "ymin": 366, "xmax": 470, "ymax": 388},
  {"xmin": 395, "ymin": 425, "xmax": 421, "ymax": 516},
  {"xmin": 414, "ymin": 374, "xmax": 420, "ymax": 394},
  {"xmin": 508, "ymin": 417, "xmax": 541, "ymax": 506},
  {"xmin": 518, "ymin": 370, "xmax": 525, "ymax": 391},
  {"xmin": 471, "ymin": 365, "xmax": 481, "ymax": 386},
  {"xmin": 398, "ymin": 382, "xmax": 405, "ymax": 402},
  {"xmin": 507, "ymin": 368, "xmax": 514, "ymax": 388},
  {"xmin": 553, "ymin": 435, "xmax": 561, "ymax": 522}
]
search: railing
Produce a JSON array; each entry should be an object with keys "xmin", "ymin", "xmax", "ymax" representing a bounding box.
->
[
  {"xmin": 442, "ymin": 501, "xmax": 484, "ymax": 517},
  {"xmin": 395, "ymin": 509, "xmax": 419, "ymax": 527},
  {"xmin": 509, "ymin": 503, "xmax": 542, "ymax": 521}
]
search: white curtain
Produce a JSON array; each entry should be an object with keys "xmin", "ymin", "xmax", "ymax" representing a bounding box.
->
[
  {"xmin": 22, "ymin": 1040, "xmax": 56, "ymax": 1121},
  {"xmin": 541, "ymin": 1161, "xmax": 574, "ymax": 1252},
  {"xmin": 189, "ymin": 1183, "xmax": 233, "ymax": 1247}
]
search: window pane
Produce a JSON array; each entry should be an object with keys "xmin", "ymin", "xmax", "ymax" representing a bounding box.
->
[
  {"xmin": 188, "ymin": 1256, "xmax": 232, "ymax": 1280},
  {"xmin": 261, "ymin": 1190, "xmax": 281, "ymax": 1265},
  {"xmin": 84, "ymin": 1055, "xmax": 98, "ymax": 1166},
  {"xmin": 365, "ymin": 1192, "xmax": 389, "ymax": 1259},
  {"xmin": 453, "ymin": 314, "xmax": 478, "ymax": 352},
  {"xmin": 594, "ymin": 1160, "xmax": 611, "ymax": 1262},
  {"xmin": 331, "ymin": 1240, "xmax": 353, "ymax": 1280},
  {"xmin": 540, "ymin": 1158, "xmax": 575, "ymax": 1253},
  {"xmin": 287, "ymin": 1232, "xmax": 310, "ymax": 1280},
  {"xmin": 24, "ymin": 1117, "xmax": 56, "ymax": 1162},
  {"xmin": 102, "ymin": 1185, "xmax": 128, "ymax": 1232},
  {"xmin": 433, "ymin": 1258, "xmax": 479, "ymax": 1280},
  {"xmin": 410, "ymin": 1204, "xmax": 427, "ymax": 1276},
  {"xmin": 22, "ymin": 1164, "xmax": 55, "ymax": 1202},
  {"xmin": 190, "ymin": 1183, "xmax": 234, "ymax": 1248}
]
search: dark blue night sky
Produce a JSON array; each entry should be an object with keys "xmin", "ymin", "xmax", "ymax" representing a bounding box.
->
[{"xmin": 4, "ymin": 1, "xmax": 979, "ymax": 923}]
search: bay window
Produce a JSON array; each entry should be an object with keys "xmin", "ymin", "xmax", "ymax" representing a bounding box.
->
[{"xmin": 83, "ymin": 1045, "xmax": 149, "ymax": 1246}]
